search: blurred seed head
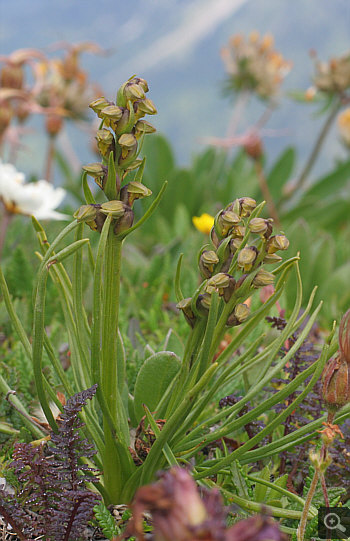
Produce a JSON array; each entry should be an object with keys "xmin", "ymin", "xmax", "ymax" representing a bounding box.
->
[{"xmin": 221, "ymin": 32, "xmax": 291, "ymax": 100}]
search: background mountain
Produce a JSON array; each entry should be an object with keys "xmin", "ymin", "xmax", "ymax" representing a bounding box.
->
[{"xmin": 1, "ymin": 0, "xmax": 350, "ymax": 181}]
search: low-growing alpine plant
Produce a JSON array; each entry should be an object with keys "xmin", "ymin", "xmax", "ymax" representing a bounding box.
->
[{"xmin": 0, "ymin": 75, "xmax": 349, "ymax": 540}]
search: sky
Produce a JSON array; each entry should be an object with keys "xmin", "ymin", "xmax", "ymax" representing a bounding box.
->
[{"xmin": 1, "ymin": 0, "xmax": 350, "ymax": 177}]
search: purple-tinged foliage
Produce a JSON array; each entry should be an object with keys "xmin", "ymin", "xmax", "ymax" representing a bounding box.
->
[
  {"xmin": 0, "ymin": 385, "xmax": 101, "ymax": 541},
  {"xmin": 121, "ymin": 466, "xmax": 287, "ymax": 541}
]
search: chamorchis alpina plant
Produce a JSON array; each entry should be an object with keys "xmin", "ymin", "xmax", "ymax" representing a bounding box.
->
[{"xmin": 0, "ymin": 75, "xmax": 349, "ymax": 539}]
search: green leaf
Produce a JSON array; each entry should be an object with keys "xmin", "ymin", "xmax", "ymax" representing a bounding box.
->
[
  {"xmin": 142, "ymin": 134, "xmax": 175, "ymax": 186},
  {"xmin": 267, "ymin": 147, "xmax": 295, "ymax": 201},
  {"xmin": 133, "ymin": 351, "xmax": 181, "ymax": 421},
  {"xmin": 268, "ymin": 474, "xmax": 288, "ymax": 501},
  {"xmin": 4, "ymin": 246, "xmax": 34, "ymax": 299},
  {"xmin": 104, "ymin": 151, "xmax": 117, "ymax": 200},
  {"xmin": 82, "ymin": 171, "xmax": 97, "ymax": 204},
  {"xmin": 94, "ymin": 502, "xmax": 119, "ymax": 539},
  {"xmin": 302, "ymin": 159, "xmax": 350, "ymax": 200},
  {"xmin": 253, "ymin": 464, "xmax": 271, "ymax": 502}
]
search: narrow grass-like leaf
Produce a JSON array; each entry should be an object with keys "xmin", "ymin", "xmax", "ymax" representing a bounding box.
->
[
  {"xmin": 104, "ymin": 151, "xmax": 117, "ymax": 200},
  {"xmin": 143, "ymin": 405, "xmax": 179, "ymax": 467},
  {"xmin": 32, "ymin": 266, "xmax": 58, "ymax": 432},
  {"xmin": 192, "ymin": 325, "xmax": 326, "ymax": 478},
  {"xmin": 82, "ymin": 171, "xmax": 97, "ymax": 204},
  {"xmin": 116, "ymin": 181, "xmax": 167, "ymax": 239},
  {"xmin": 138, "ymin": 362, "xmax": 218, "ymax": 486},
  {"xmin": 174, "ymin": 253, "xmax": 184, "ymax": 302},
  {"xmin": 195, "ymin": 291, "xmax": 219, "ymax": 380},
  {"xmin": 0, "ymin": 266, "xmax": 32, "ymax": 359}
]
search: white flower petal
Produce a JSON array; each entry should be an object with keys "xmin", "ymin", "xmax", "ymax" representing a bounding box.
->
[{"xmin": 0, "ymin": 161, "xmax": 70, "ymax": 220}]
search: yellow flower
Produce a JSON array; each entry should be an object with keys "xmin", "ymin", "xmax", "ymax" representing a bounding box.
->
[
  {"xmin": 192, "ymin": 213, "xmax": 214, "ymax": 235},
  {"xmin": 338, "ymin": 108, "xmax": 350, "ymax": 146}
]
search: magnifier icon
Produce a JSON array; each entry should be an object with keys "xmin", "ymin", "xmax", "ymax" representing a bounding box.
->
[{"xmin": 324, "ymin": 512, "xmax": 347, "ymax": 533}]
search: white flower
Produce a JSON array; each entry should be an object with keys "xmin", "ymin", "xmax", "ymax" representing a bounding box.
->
[{"xmin": 0, "ymin": 161, "xmax": 69, "ymax": 220}]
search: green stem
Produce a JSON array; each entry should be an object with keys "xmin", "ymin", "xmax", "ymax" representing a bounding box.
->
[
  {"xmin": 32, "ymin": 267, "xmax": 58, "ymax": 432},
  {"xmin": 297, "ymin": 470, "xmax": 319, "ymax": 541},
  {"xmin": 0, "ymin": 374, "xmax": 44, "ymax": 438},
  {"xmin": 102, "ymin": 230, "xmax": 122, "ymax": 417},
  {"xmin": 101, "ymin": 226, "xmax": 130, "ymax": 503},
  {"xmin": 289, "ymin": 100, "xmax": 341, "ymax": 197}
]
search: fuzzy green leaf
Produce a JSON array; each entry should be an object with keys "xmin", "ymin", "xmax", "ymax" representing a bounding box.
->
[{"xmin": 133, "ymin": 351, "xmax": 181, "ymax": 422}]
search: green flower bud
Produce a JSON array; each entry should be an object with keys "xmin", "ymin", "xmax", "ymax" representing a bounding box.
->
[
  {"xmin": 205, "ymin": 273, "xmax": 231, "ymax": 296},
  {"xmin": 118, "ymin": 133, "xmax": 138, "ymax": 167},
  {"xmin": 82, "ymin": 162, "xmax": 107, "ymax": 188},
  {"xmin": 227, "ymin": 303, "xmax": 250, "ymax": 327},
  {"xmin": 118, "ymin": 132, "xmax": 137, "ymax": 148},
  {"xmin": 249, "ymin": 217, "xmax": 270, "ymax": 235},
  {"xmin": 100, "ymin": 200, "xmax": 126, "ymax": 218},
  {"xmin": 217, "ymin": 210, "xmax": 240, "ymax": 237},
  {"xmin": 229, "ymin": 237, "xmax": 243, "ymax": 254},
  {"xmin": 322, "ymin": 356, "xmax": 350, "ymax": 413},
  {"xmin": 197, "ymin": 293, "xmax": 211, "ymax": 313},
  {"xmin": 239, "ymin": 197, "xmax": 257, "ymax": 217},
  {"xmin": 96, "ymin": 129, "xmax": 115, "ymax": 158},
  {"xmin": 232, "ymin": 225, "xmax": 246, "ymax": 238},
  {"xmin": 134, "ymin": 119, "xmax": 157, "ymax": 137},
  {"xmin": 199, "ymin": 250, "xmax": 219, "ymax": 278},
  {"xmin": 73, "ymin": 204, "xmax": 106, "ymax": 233},
  {"xmin": 120, "ymin": 181, "xmax": 152, "ymax": 207},
  {"xmin": 100, "ymin": 105, "xmax": 123, "ymax": 121},
  {"xmin": 253, "ymin": 269, "xmax": 275, "ymax": 287},
  {"xmin": 267, "ymin": 235, "xmax": 289, "ymax": 254},
  {"xmin": 89, "ymin": 97, "xmax": 111, "ymax": 117},
  {"xmin": 237, "ymin": 246, "xmax": 258, "ymax": 271},
  {"xmin": 124, "ymin": 82, "xmax": 146, "ymax": 101},
  {"xmin": 176, "ymin": 298, "xmax": 196, "ymax": 328},
  {"xmin": 113, "ymin": 205, "xmax": 134, "ymax": 235},
  {"xmin": 134, "ymin": 98, "xmax": 157, "ymax": 118},
  {"xmin": 131, "ymin": 77, "xmax": 149, "ymax": 93},
  {"xmin": 74, "ymin": 204, "xmax": 98, "ymax": 223},
  {"xmin": 263, "ymin": 253, "xmax": 282, "ymax": 264}
]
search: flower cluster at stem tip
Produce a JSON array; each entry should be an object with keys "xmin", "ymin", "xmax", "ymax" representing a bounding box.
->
[
  {"xmin": 74, "ymin": 76, "xmax": 157, "ymax": 234},
  {"xmin": 313, "ymin": 51, "xmax": 350, "ymax": 94},
  {"xmin": 221, "ymin": 31, "xmax": 292, "ymax": 100},
  {"xmin": 178, "ymin": 197, "xmax": 289, "ymax": 328}
]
